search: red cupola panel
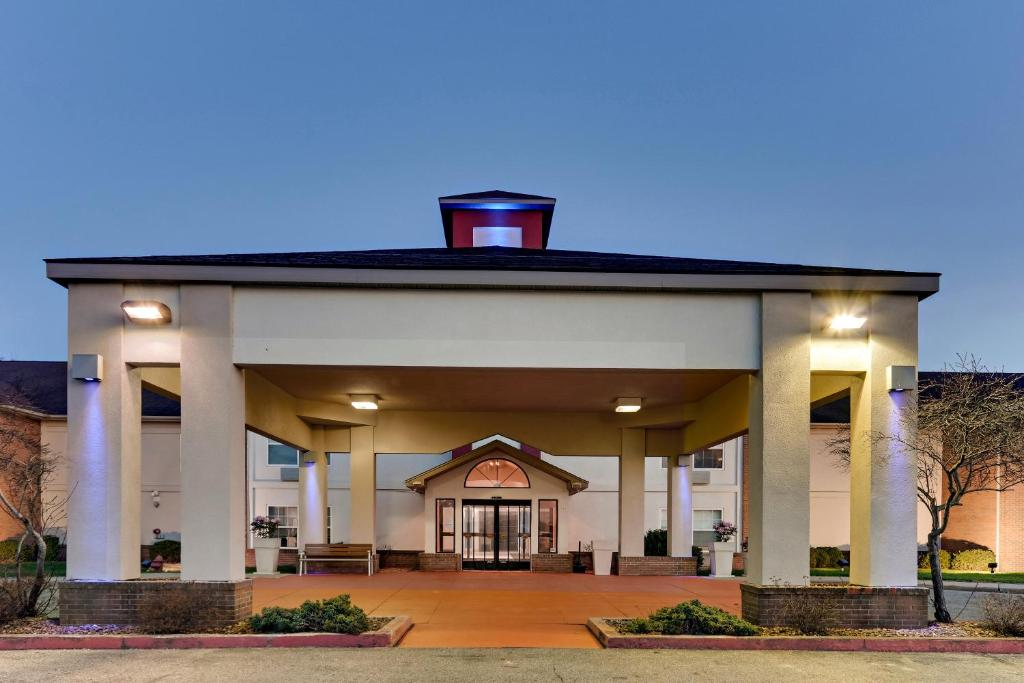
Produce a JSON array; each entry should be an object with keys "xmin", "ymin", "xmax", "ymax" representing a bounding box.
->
[{"xmin": 451, "ymin": 210, "xmax": 544, "ymax": 249}]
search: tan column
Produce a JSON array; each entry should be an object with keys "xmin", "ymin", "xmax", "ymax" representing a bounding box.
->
[
  {"xmin": 298, "ymin": 426, "xmax": 329, "ymax": 548},
  {"xmin": 849, "ymin": 294, "xmax": 919, "ymax": 587},
  {"xmin": 349, "ymin": 425, "xmax": 376, "ymax": 547},
  {"xmin": 667, "ymin": 454, "xmax": 694, "ymax": 557},
  {"xmin": 746, "ymin": 292, "xmax": 811, "ymax": 585},
  {"xmin": 65, "ymin": 284, "xmax": 142, "ymax": 580},
  {"xmin": 618, "ymin": 428, "xmax": 646, "ymax": 557},
  {"xmin": 180, "ymin": 285, "xmax": 246, "ymax": 581}
]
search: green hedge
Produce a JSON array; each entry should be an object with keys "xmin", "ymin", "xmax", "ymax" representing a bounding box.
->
[
  {"xmin": 644, "ymin": 529, "xmax": 667, "ymax": 556},
  {"xmin": 151, "ymin": 540, "xmax": 181, "ymax": 563},
  {"xmin": 809, "ymin": 547, "xmax": 844, "ymax": 569},
  {"xmin": 619, "ymin": 600, "xmax": 759, "ymax": 636},
  {"xmin": 248, "ymin": 594, "xmax": 370, "ymax": 635},
  {"xmin": 919, "ymin": 549, "xmax": 952, "ymax": 570},
  {"xmin": 0, "ymin": 536, "xmax": 63, "ymax": 563},
  {"xmin": 951, "ymin": 549, "xmax": 997, "ymax": 571}
]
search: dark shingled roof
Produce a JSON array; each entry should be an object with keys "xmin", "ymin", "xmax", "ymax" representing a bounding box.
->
[
  {"xmin": 439, "ymin": 190, "xmax": 555, "ymax": 201},
  {"xmin": 45, "ymin": 245, "xmax": 940, "ymax": 278},
  {"xmin": 0, "ymin": 361, "xmax": 180, "ymax": 418}
]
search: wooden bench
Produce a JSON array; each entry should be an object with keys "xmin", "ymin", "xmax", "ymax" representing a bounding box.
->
[{"xmin": 298, "ymin": 543, "xmax": 374, "ymax": 576}]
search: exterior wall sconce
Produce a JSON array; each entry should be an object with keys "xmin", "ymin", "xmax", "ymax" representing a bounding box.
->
[
  {"xmin": 886, "ymin": 365, "xmax": 917, "ymax": 392},
  {"xmin": 70, "ymin": 354, "xmax": 103, "ymax": 382},
  {"xmin": 121, "ymin": 300, "xmax": 173, "ymax": 324},
  {"xmin": 827, "ymin": 314, "xmax": 867, "ymax": 331},
  {"xmin": 615, "ymin": 397, "xmax": 642, "ymax": 413},
  {"xmin": 151, "ymin": 490, "xmax": 161, "ymax": 508},
  {"xmin": 350, "ymin": 394, "xmax": 379, "ymax": 410}
]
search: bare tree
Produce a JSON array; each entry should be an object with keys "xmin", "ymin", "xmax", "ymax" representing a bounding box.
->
[
  {"xmin": 0, "ymin": 388, "xmax": 67, "ymax": 621},
  {"xmin": 829, "ymin": 356, "xmax": 1024, "ymax": 623}
]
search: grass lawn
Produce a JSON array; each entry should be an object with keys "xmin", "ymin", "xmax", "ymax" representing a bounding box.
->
[
  {"xmin": 810, "ymin": 567, "xmax": 1024, "ymax": 584},
  {"xmin": 0, "ymin": 561, "xmax": 67, "ymax": 577}
]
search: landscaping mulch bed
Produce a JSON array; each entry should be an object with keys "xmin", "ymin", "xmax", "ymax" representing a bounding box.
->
[
  {"xmin": 605, "ymin": 618, "xmax": 1003, "ymax": 640},
  {"xmin": 2, "ymin": 615, "xmax": 394, "ymax": 637}
]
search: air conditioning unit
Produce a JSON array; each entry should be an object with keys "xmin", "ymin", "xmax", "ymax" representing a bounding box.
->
[{"xmin": 692, "ymin": 470, "xmax": 711, "ymax": 485}]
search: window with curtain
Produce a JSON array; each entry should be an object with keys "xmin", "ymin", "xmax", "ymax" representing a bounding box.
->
[
  {"xmin": 693, "ymin": 509, "xmax": 723, "ymax": 547},
  {"xmin": 538, "ymin": 500, "xmax": 557, "ymax": 553},
  {"xmin": 693, "ymin": 448, "xmax": 724, "ymax": 469},
  {"xmin": 464, "ymin": 459, "xmax": 530, "ymax": 488}
]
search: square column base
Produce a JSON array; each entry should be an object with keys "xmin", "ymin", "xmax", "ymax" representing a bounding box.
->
[
  {"xmin": 740, "ymin": 584, "xmax": 929, "ymax": 629},
  {"xmin": 530, "ymin": 554, "xmax": 573, "ymax": 573},
  {"xmin": 60, "ymin": 579, "xmax": 253, "ymax": 629},
  {"xmin": 613, "ymin": 554, "xmax": 697, "ymax": 576}
]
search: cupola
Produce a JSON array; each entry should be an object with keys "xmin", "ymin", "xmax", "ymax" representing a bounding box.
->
[{"xmin": 438, "ymin": 190, "xmax": 556, "ymax": 249}]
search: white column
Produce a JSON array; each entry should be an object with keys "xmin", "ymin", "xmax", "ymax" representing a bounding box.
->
[
  {"xmin": 849, "ymin": 294, "xmax": 919, "ymax": 587},
  {"xmin": 667, "ymin": 454, "xmax": 694, "ymax": 557},
  {"xmin": 298, "ymin": 427, "xmax": 328, "ymax": 548},
  {"xmin": 618, "ymin": 428, "xmax": 646, "ymax": 557},
  {"xmin": 349, "ymin": 425, "xmax": 376, "ymax": 546},
  {"xmin": 180, "ymin": 285, "xmax": 246, "ymax": 581},
  {"xmin": 66, "ymin": 284, "xmax": 142, "ymax": 581},
  {"xmin": 746, "ymin": 292, "xmax": 811, "ymax": 585}
]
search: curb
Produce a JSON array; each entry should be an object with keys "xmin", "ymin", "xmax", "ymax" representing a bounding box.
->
[
  {"xmin": 586, "ymin": 618, "xmax": 1024, "ymax": 654},
  {"xmin": 0, "ymin": 616, "xmax": 413, "ymax": 651}
]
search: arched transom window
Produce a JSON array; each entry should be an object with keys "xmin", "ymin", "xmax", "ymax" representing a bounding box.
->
[{"xmin": 465, "ymin": 458, "xmax": 530, "ymax": 488}]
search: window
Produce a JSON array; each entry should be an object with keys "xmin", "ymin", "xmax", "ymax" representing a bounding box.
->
[
  {"xmin": 693, "ymin": 508, "xmax": 723, "ymax": 547},
  {"xmin": 268, "ymin": 443, "xmax": 299, "ymax": 466},
  {"xmin": 538, "ymin": 500, "xmax": 557, "ymax": 553},
  {"xmin": 326, "ymin": 506, "xmax": 333, "ymax": 543},
  {"xmin": 267, "ymin": 505, "xmax": 298, "ymax": 548},
  {"xmin": 658, "ymin": 507, "xmax": 668, "ymax": 531},
  {"xmin": 465, "ymin": 458, "xmax": 530, "ymax": 488},
  {"xmin": 472, "ymin": 226, "xmax": 522, "ymax": 247},
  {"xmin": 436, "ymin": 498, "xmax": 455, "ymax": 553},
  {"xmin": 693, "ymin": 448, "xmax": 724, "ymax": 470}
]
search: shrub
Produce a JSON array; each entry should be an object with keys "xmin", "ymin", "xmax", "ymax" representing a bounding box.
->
[
  {"xmin": 0, "ymin": 536, "xmax": 61, "ymax": 563},
  {"xmin": 151, "ymin": 540, "xmax": 182, "ymax": 563},
  {"xmin": 981, "ymin": 594, "xmax": 1024, "ymax": 637},
  {"xmin": 692, "ymin": 545, "xmax": 705, "ymax": 569},
  {"xmin": 137, "ymin": 585, "xmax": 216, "ymax": 634},
  {"xmin": 942, "ymin": 538, "xmax": 989, "ymax": 556},
  {"xmin": 248, "ymin": 594, "xmax": 370, "ymax": 635},
  {"xmin": 809, "ymin": 547, "xmax": 844, "ymax": 569},
  {"xmin": 780, "ymin": 590, "xmax": 840, "ymax": 635},
  {"xmin": 644, "ymin": 529, "xmax": 667, "ymax": 557},
  {"xmin": 618, "ymin": 600, "xmax": 759, "ymax": 636},
  {"xmin": 919, "ymin": 549, "xmax": 951, "ymax": 570},
  {"xmin": 951, "ymin": 548, "xmax": 997, "ymax": 571}
]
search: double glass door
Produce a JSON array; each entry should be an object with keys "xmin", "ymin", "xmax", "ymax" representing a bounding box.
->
[{"xmin": 461, "ymin": 500, "xmax": 531, "ymax": 570}]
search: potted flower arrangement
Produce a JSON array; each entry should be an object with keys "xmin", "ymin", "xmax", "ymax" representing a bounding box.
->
[
  {"xmin": 710, "ymin": 520, "xmax": 737, "ymax": 578},
  {"xmin": 251, "ymin": 516, "xmax": 281, "ymax": 574}
]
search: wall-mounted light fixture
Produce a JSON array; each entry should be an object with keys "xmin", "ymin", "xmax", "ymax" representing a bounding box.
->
[
  {"xmin": 615, "ymin": 397, "xmax": 642, "ymax": 413},
  {"xmin": 151, "ymin": 490, "xmax": 161, "ymax": 508},
  {"xmin": 70, "ymin": 354, "xmax": 103, "ymax": 382},
  {"xmin": 350, "ymin": 394, "xmax": 379, "ymax": 410},
  {"xmin": 886, "ymin": 365, "xmax": 917, "ymax": 393},
  {"xmin": 121, "ymin": 300, "xmax": 172, "ymax": 324},
  {"xmin": 827, "ymin": 314, "xmax": 867, "ymax": 331}
]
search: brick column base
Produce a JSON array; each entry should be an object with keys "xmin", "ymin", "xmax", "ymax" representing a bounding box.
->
[
  {"xmin": 740, "ymin": 583, "xmax": 929, "ymax": 629},
  {"xmin": 60, "ymin": 579, "xmax": 253, "ymax": 629},
  {"xmin": 417, "ymin": 553, "xmax": 461, "ymax": 571},
  {"xmin": 613, "ymin": 554, "xmax": 697, "ymax": 576},
  {"xmin": 530, "ymin": 554, "xmax": 572, "ymax": 572}
]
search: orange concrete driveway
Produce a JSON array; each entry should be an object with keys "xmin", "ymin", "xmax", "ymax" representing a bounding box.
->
[{"xmin": 252, "ymin": 571, "xmax": 743, "ymax": 648}]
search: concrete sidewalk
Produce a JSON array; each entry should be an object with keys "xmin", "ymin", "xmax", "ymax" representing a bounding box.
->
[{"xmin": 1, "ymin": 648, "xmax": 1021, "ymax": 682}]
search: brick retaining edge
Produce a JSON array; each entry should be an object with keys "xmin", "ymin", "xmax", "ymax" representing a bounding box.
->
[
  {"xmin": 586, "ymin": 618, "xmax": 1024, "ymax": 653},
  {"xmin": 0, "ymin": 616, "xmax": 413, "ymax": 651}
]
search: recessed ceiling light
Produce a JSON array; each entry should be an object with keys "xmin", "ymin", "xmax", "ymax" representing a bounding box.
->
[
  {"xmin": 350, "ymin": 394, "xmax": 379, "ymax": 410},
  {"xmin": 615, "ymin": 397, "xmax": 642, "ymax": 413}
]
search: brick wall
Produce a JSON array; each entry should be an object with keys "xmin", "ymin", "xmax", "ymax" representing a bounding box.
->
[
  {"xmin": 60, "ymin": 580, "xmax": 253, "ymax": 629},
  {"xmin": 417, "ymin": 552, "xmax": 461, "ymax": 571},
  {"xmin": 530, "ymin": 553, "xmax": 572, "ymax": 572},
  {"xmin": 740, "ymin": 584, "xmax": 929, "ymax": 629},
  {"xmin": 0, "ymin": 412, "xmax": 42, "ymax": 541},
  {"xmin": 244, "ymin": 547, "xmax": 298, "ymax": 568},
  {"xmin": 613, "ymin": 554, "xmax": 697, "ymax": 576},
  {"xmin": 741, "ymin": 434, "xmax": 749, "ymax": 549},
  {"xmin": 379, "ymin": 549, "xmax": 421, "ymax": 570},
  {"xmin": 1000, "ymin": 485, "xmax": 1024, "ymax": 571}
]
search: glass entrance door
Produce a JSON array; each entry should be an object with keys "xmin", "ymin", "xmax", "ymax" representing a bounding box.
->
[{"xmin": 462, "ymin": 500, "xmax": 531, "ymax": 570}]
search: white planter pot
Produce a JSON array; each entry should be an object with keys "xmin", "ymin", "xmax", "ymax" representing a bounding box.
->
[
  {"xmin": 592, "ymin": 548, "xmax": 614, "ymax": 576},
  {"xmin": 253, "ymin": 537, "xmax": 281, "ymax": 574},
  {"xmin": 710, "ymin": 542, "xmax": 733, "ymax": 578}
]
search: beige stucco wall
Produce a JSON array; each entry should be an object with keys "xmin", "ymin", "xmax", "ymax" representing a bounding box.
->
[{"xmin": 231, "ymin": 288, "xmax": 760, "ymax": 370}]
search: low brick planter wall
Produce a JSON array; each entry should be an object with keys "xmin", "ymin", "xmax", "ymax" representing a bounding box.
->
[
  {"xmin": 60, "ymin": 579, "xmax": 253, "ymax": 630},
  {"xmin": 586, "ymin": 618, "xmax": 1024, "ymax": 653},
  {"xmin": 613, "ymin": 554, "xmax": 698, "ymax": 576},
  {"xmin": 417, "ymin": 552, "xmax": 461, "ymax": 571},
  {"xmin": 531, "ymin": 553, "xmax": 572, "ymax": 573},
  {"xmin": 740, "ymin": 584, "xmax": 929, "ymax": 629},
  {"xmin": 0, "ymin": 616, "xmax": 413, "ymax": 650},
  {"xmin": 244, "ymin": 548, "xmax": 298, "ymax": 570},
  {"xmin": 378, "ymin": 550, "xmax": 421, "ymax": 570}
]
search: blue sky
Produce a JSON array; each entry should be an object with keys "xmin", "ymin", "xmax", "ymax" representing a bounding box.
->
[{"xmin": 1, "ymin": 2, "xmax": 1022, "ymax": 369}]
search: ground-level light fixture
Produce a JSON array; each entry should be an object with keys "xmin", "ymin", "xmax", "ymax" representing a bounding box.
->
[
  {"xmin": 121, "ymin": 300, "xmax": 172, "ymax": 324},
  {"xmin": 615, "ymin": 397, "xmax": 643, "ymax": 413},
  {"xmin": 350, "ymin": 394, "xmax": 379, "ymax": 410},
  {"xmin": 827, "ymin": 314, "xmax": 867, "ymax": 331}
]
